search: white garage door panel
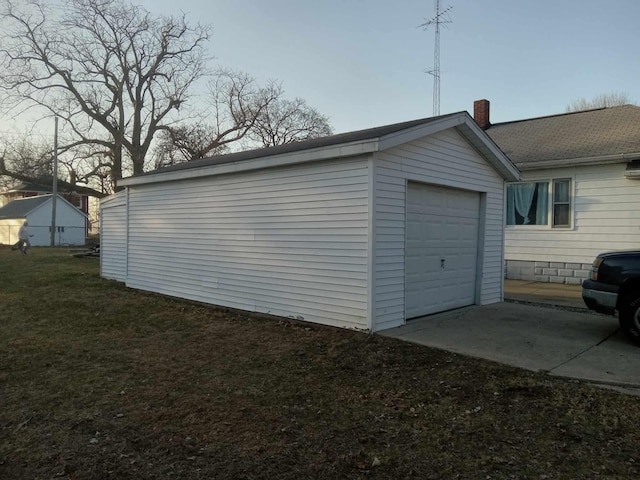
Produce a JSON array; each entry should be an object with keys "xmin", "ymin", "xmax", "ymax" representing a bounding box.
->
[{"xmin": 405, "ymin": 183, "xmax": 480, "ymax": 319}]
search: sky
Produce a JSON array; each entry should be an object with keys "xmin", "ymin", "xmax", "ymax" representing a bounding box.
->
[
  {"xmin": 133, "ymin": 0, "xmax": 640, "ymax": 134},
  {"xmin": 3, "ymin": 0, "xmax": 640, "ymax": 137}
]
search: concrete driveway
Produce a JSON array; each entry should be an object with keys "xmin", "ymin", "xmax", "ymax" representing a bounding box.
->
[{"xmin": 381, "ymin": 302, "xmax": 640, "ymax": 395}]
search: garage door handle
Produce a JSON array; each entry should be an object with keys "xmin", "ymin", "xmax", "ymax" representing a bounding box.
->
[{"xmin": 441, "ymin": 258, "xmax": 445, "ymax": 270}]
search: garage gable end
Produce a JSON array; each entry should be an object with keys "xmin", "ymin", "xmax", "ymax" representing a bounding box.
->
[
  {"xmin": 377, "ymin": 113, "xmax": 520, "ymax": 183},
  {"xmin": 372, "ymin": 127, "xmax": 508, "ymax": 331}
]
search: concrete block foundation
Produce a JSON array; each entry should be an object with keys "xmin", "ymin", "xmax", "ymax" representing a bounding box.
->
[{"xmin": 506, "ymin": 260, "xmax": 591, "ymax": 285}]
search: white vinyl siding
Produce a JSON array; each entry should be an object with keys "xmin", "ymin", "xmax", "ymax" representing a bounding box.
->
[
  {"xmin": 125, "ymin": 157, "xmax": 370, "ymax": 330},
  {"xmin": 505, "ymin": 163, "xmax": 640, "ymax": 264},
  {"xmin": 372, "ymin": 129, "xmax": 506, "ymax": 331},
  {"xmin": 27, "ymin": 199, "xmax": 86, "ymax": 246},
  {"xmin": 100, "ymin": 192, "xmax": 128, "ymax": 282}
]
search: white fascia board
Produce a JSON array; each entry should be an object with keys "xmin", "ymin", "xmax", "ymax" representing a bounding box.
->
[
  {"xmin": 379, "ymin": 112, "xmax": 521, "ymax": 182},
  {"xmin": 100, "ymin": 190, "xmax": 126, "ymax": 206},
  {"xmin": 377, "ymin": 113, "xmax": 467, "ymax": 150},
  {"xmin": 394, "ymin": 113, "xmax": 520, "ymax": 182},
  {"xmin": 30, "ymin": 194, "xmax": 88, "ymax": 218},
  {"xmin": 119, "ymin": 139, "xmax": 379, "ymax": 187},
  {"xmin": 459, "ymin": 118, "xmax": 521, "ymax": 182},
  {"xmin": 518, "ymin": 152, "xmax": 640, "ymax": 171},
  {"xmin": 25, "ymin": 198, "xmax": 51, "ymax": 218},
  {"xmin": 53, "ymin": 194, "xmax": 89, "ymax": 217}
]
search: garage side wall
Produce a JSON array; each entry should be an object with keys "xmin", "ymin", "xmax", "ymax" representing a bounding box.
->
[
  {"xmin": 125, "ymin": 157, "xmax": 370, "ymax": 330},
  {"xmin": 373, "ymin": 128, "xmax": 506, "ymax": 331},
  {"xmin": 100, "ymin": 192, "xmax": 128, "ymax": 282}
]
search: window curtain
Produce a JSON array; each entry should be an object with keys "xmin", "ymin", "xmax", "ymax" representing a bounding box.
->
[
  {"xmin": 507, "ymin": 182, "xmax": 549, "ymax": 225},
  {"xmin": 513, "ymin": 183, "xmax": 536, "ymax": 224}
]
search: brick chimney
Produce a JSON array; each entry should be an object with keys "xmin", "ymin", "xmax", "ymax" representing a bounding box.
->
[{"xmin": 473, "ymin": 99, "xmax": 491, "ymax": 129}]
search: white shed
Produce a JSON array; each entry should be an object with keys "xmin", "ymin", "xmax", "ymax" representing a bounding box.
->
[
  {"xmin": 0, "ymin": 194, "xmax": 87, "ymax": 246},
  {"xmin": 103, "ymin": 113, "xmax": 519, "ymax": 332}
]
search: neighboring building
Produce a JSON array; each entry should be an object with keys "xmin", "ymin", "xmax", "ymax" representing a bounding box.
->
[
  {"xmin": 0, "ymin": 194, "xmax": 88, "ymax": 246},
  {"xmin": 1, "ymin": 182, "xmax": 93, "ymax": 236},
  {"xmin": 101, "ymin": 112, "xmax": 519, "ymax": 332},
  {"xmin": 474, "ymin": 100, "xmax": 640, "ymax": 284},
  {"xmin": 0, "ymin": 182, "xmax": 89, "ymax": 211}
]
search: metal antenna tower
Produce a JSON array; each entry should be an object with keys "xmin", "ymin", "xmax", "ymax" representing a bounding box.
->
[{"xmin": 419, "ymin": 0, "xmax": 452, "ymax": 116}]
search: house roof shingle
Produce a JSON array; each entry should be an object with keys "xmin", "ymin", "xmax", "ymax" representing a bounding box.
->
[
  {"xmin": 2, "ymin": 181, "xmax": 82, "ymax": 195},
  {"xmin": 486, "ymin": 104, "xmax": 640, "ymax": 167},
  {"xmin": 4, "ymin": 182, "xmax": 53, "ymax": 193},
  {"xmin": 0, "ymin": 195, "xmax": 51, "ymax": 219}
]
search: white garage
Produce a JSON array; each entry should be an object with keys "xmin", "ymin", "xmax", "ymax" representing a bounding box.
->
[{"xmin": 101, "ymin": 112, "xmax": 520, "ymax": 332}]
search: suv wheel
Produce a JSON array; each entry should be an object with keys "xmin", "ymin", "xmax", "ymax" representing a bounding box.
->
[{"xmin": 619, "ymin": 293, "xmax": 640, "ymax": 346}]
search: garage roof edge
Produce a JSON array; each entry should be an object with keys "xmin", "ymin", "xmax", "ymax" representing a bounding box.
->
[{"xmin": 119, "ymin": 112, "xmax": 520, "ymax": 187}]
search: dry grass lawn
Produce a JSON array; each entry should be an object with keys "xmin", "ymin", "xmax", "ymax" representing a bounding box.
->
[{"xmin": 1, "ymin": 247, "xmax": 639, "ymax": 479}]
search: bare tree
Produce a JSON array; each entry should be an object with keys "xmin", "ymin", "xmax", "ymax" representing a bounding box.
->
[
  {"xmin": 156, "ymin": 70, "xmax": 282, "ymax": 165},
  {"xmin": 0, "ymin": 0, "xmax": 210, "ymax": 192},
  {"xmin": 0, "ymin": 135, "xmax": 105, "ymax": 197},
  {"xmin": 158, "ymin": 70, "xmax": 333, "ymax": 166},
  {"xmin": 566, "ymin": 92, "xmax": 633, "ymax": 112},
  {"xmin": 249, "ymin": 97, "xmax": 332, "ymax": 148},
  {"xmin": 0, "ymin": 137, "xmax": 51, "ymax": 182},
  {"xmin": 152, "ymin": 126, "xmax": 230, "ymax": 169}
]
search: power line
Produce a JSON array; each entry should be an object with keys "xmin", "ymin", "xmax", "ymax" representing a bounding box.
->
[{"xmin": 419, "ymin": 0, "xmax": 453, "ymax": 116}]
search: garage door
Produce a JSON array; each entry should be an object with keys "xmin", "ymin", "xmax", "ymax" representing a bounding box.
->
[{"xmin": 405, "ymin": 182, "xmax": 480, "ymax": 319}]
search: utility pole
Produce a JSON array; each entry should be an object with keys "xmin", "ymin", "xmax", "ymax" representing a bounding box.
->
[
  {"xmin": 50, "ymin": 116, "xmax": 58, "ymax": 247},
  {"xmin": 420, "ymin": 0, "xmax": 453, "ymax": 116}
]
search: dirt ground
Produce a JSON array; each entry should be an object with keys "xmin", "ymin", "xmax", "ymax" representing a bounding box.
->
[{"xmin": 1, "ymin": 248, "xmax": 639, "ymax": 479}]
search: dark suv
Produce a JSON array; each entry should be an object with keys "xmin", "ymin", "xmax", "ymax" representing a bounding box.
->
[{"xmin": 582, "ymin": 251, "xmax": 640, "ymax": 346}]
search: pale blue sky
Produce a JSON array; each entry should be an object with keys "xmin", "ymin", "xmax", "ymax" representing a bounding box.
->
[
  {"xmin": 8, "ymin": 0, "xmax": 640, "ymax": 136},
  {"xmin": 141, "ymin": 0, "xmax": 638, "ymax": 133}
]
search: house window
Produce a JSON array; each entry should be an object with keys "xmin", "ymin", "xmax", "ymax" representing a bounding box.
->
[
  {"xmin": 552, "ymin": 179, "xmax": 571, "ymax": 227},
  {"xmin": 506, "ymin": 179, "xmax": 572, "ymax": 227},
  {"xmin": 506, "ymin": 182, "xmax": 549, "ymax": 225}
]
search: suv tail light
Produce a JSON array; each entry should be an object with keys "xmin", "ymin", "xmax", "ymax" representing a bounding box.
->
[{"xmin": 591, "ymin": 257, "xmax": 603, "ymax": 281}]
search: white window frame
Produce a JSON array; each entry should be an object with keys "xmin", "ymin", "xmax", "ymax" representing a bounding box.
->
[
  {"xmin": 551, "ymin": 178, "xmax": 572, "ymax": 228},
  {"xmin": 506, "ymin": 177, "xmax": 574, "ymax": 230}
]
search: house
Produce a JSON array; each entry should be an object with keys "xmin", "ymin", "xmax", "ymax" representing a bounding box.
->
[
  {"xmin": 0, "ymin": 194, "xmax": 88, "ymax": 246},
  {"xmin": 1, "ymin": 181, "xmax": 89, "ymax": 212},
  {"xmin": 474, "ymin": 99, "xmax": 640, "ymax": 284},
  {"xmin": 1, "ymin": 182, "xmax": 92, "ymax": 236},
  {"xmin": 100, "ymin": 112, "xmax": 519, "ymax": 332}
]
